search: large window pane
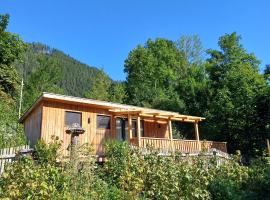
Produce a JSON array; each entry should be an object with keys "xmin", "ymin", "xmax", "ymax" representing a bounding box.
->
[
  {"xmin": 132, "ymin": 120, "xmax": 137, "ymax": 137},
  {"xmin": 97, "ymin": 115, "xmax": 111, "ymax": 129},
  {"xmin": 65, "ymin": 111, "xmax": 82, "ymax": 126}
]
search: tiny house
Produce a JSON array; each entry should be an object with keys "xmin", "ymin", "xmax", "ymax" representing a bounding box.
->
[{"xmin": 19, "ymin": 92, "xmax": 227, "ymax": 157}]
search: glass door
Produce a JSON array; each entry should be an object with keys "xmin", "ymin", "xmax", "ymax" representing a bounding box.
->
[{"xmin": 116, "ymin": 118, "xmax": 127, "ymax": 141}]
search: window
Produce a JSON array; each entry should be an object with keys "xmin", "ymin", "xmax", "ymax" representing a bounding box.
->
[
  {"xmin": 140, "ymin": 120, "xmax": 144, "ymax": 137},
  {"xmin": 65, "ymin": 111, "xmax": 82, "ymax": 126},
  {"xmin": 131, "ymin": 120, "xmax": 144, "ymax": 137},
  {"xmin": 132, "ymin": 120, "xmax": 137, "ymax": 137},
  {"xmin": 97, "ymin": 115, "xmax": 111, "ymax": 129}
]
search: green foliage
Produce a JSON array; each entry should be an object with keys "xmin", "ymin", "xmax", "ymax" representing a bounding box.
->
[
  {"xmin": 124, "ymin": 38, "xmax": 185, "ymax": 108},
  {"xmin": 34, "ymin": 136, "xmax": 62, "ymax": 165},
  {"xmin": 102, "ymin": 141, "xmax": 144, "ymax": 198},
  {"xmin": 15, "ymin": 42, "xmax": 111, "ymax": 98},
  {"xmin": 103, "ymin": 141, "xmax": 212, "ymax": 199},
  {"xmin": 0, "ymin": 14, "xmax": 26, "ymax": 148},
  {"xmin": 103, "ymin": 141, "xmax": 270, "ymax": 200},
  {"xmin": 1, "ymin": 140, "xmax": 270, "ymax": 200},
  {"xmin": 264, "ymin": 64, "xmax": 270, "ymax": 81},
  {"xmin": 0, "ymin": 156, "xmax": 71, "ymax": 200},
  {"xmin": 84, "ymin": 70, "xmax": 111, "ymax": 101},
  {"xmin": 23, "ymin": 56, "xmax": 64, "ymax": 110},
  {"xmin": 0, "ymin": 14, "xmax": 25, "ymax": 101},
  {"xmin": 0, "ymin": 139, "xmax": 125, "ymax": 200},
  {"xmin": 205, "ymin": 32, "xmax": 269, "ymax": 156},
  {"xmin": 124, "ymin": 34, "xmax": 270, "ymax": 157},
  {"xmin": 64, "ymin": 143, "xmax": 124, "ymax": 200},
  {"xmin": 0, "ymin": 99, "xmax": 26, "ymax": 148},
  {"xmin": 84, "ymin": 72, "xmax": 126, "ymax": 103},
  {"xmin": 124, "ymin": 36, "xmax": 208, "ymax": 116},
  {"xmin": 108, "ymin": 81, "xmax": 127, "ymax": 103}
]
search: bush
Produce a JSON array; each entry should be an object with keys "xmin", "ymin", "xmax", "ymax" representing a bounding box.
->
[
  {"xmin": 0, "ymin": 156, "xmax": 70, "ymax": 200},
  {"xmin": 102, "ymin": 140, "xmax": 144, "ymax": 198},
  {"xmin": 1, "ymin": 139, "xmax": 269, "ymax": 200},
  {"xmin": 34, "ymin": 136, "xmax": 62, "ymax": 165},
  {"xmin": 103, "ymin": 140, "xmax": 270, "ymax": 200}
]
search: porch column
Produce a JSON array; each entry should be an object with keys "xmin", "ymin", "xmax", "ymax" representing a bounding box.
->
[
  {"xmin": 137, "ymin": 115, "xmax": 141, "ymax": 147},
  {"xmin": 267, "ymin": 139, "xmax": 270, "ymax": 157},
  {"xmin": 194, "ymin": 121, "xmax": 201, "ymax": 151},
  {"xmin": 168, "ymin": 119, "xmax": 174, "ymax": 151},
  {"xmin": 128, "ymin": 114, "xmax": 132, "ymax": 143}
]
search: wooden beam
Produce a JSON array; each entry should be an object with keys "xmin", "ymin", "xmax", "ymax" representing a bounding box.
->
[
  {"xmin": 139, "ymin": 113, "xmax": 202, "ymax": 123},
  {"xmin": 137, "ymin": 115, "xmax": 141, "ymax": 147},
  {"xmin": 128, "ymin": 114, "xmax": 132, "ymax": 142},
  {"xmin": 143, "ymin": 112, "xmax": 160, "ymax": 116},
  {"xmin": 194, "ymin": 122, "xmax": 201, "ymax": 151},
  {"xmin": 267, "ymin": 139, "xmax": 270, "ymax": 157},
  {"xmin": 109, "ymin": 109, "xmax": 142, "ymax": 115},
  {"xmin": 171, "ymin": 117, "xmax": 196, "ymax": 123},
  {"xmin": 168, "ymin": 120, "xmax": 173, "ymax": 140},
  {"xmin": 168, "ymin": 119, "xmax": 174, "ymax": 151},
  {"xmin": 143, "ymin": 119, "xmax": 168, "ymax": 124},
  {"xmin": 139, "ymin": 113, "xmax": 169, "ymax": 119}
]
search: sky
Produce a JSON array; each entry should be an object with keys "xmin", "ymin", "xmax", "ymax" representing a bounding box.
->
[{"xmin": 1, "ymin": 0, "xmax": 269, "ymax": 80}]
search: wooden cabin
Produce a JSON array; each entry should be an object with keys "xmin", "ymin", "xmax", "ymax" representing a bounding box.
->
[{"xmin": 19, "ymin": 92, "xmax": 227, "ymax": 157}]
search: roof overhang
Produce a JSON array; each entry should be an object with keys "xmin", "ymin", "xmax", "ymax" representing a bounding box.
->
[{"xmin": 19, "ymin": 92, "xmax": 205, "ymax": 123}]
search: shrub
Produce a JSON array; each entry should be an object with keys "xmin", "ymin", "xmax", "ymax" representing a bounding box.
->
[
  {"xmin": 64, "ymin": 142, "xmax": 125, "ymax": 200},
  {"xmin": 0, "ymin": 156, "xmax": 71, "ymax": 200},
  {"xmin": 33, "ymin": 136, "xmax": 62, "ymax": 165},
  {"xmin": 1, "ymin": 139, "xmax": 269, "ymax": 200},
  {"xmin": 102, "ymin": 140, "xmax": 144, "ymax": 198}
]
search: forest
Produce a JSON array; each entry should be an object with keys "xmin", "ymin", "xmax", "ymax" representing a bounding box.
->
[{"xmin": 0, "ymin": 13, "xmax": 270, "ymax": 199}]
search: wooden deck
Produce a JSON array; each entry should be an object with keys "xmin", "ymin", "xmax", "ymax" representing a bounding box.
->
[{"xmin": 130, "ymin": 137, "xmax": 227, "ymax": 153}]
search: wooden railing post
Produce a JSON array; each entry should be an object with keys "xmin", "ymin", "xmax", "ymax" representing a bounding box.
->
[
  {"xmin": 267, "ymin": 139, "xmax": 270, "ymax": 157},
  {"xmin": 194, "ymin": 121, "xmax": 201, "ymax": 151},
  {"xmin": 168, "ymin": 119, "xmax": 174, "ymax": 152},
  {"xmin": 137, "ymin": 115, "xmax": 141, "ymax": 147},
  {"xmin": 128, "ymin": 114, "xmax": 132, "ymax": 143}
]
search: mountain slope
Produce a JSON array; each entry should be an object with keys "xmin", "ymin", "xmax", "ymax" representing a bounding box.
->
[{"xmin": 15, "ymin": 42, "xmax": 111, "ymax": 97}]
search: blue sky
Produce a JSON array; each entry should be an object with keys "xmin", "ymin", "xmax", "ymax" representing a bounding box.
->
[{"xmin": 1, "ymin": 0, "xmax": 269, "ymax": 80}]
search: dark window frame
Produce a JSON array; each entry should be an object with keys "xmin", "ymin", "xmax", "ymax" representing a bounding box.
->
[
  {"xmin": 97, "ymin": 115, "xmax": 111, "ymax": 129},
  {"xmin": 130, "ymin": 119, "xmax": 144, "ymax": 138},
  {"xmin": 65, "ymin": 111, "xmax": 82, "ymax": 127}
]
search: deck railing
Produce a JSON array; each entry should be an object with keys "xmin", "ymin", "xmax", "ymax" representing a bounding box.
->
[{"xmin": 132, "ymin": 137, "xmax": 227, "ymax": 153}]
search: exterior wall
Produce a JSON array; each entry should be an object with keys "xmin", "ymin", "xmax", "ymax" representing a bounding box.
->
[
  {"xmin": 24, "ymin": 100, "xmax": 170, "ymax": 156},
  {"xmin": 41, "ymin": 100, "xmax": 115, "ymax": 156},
  {"xmin": 24, "ymin": 103, "xmax": 42, "ymax": 147},
  {"xmin": 143, "ymin": 120, "xmax": 169, "ymax": 138}
]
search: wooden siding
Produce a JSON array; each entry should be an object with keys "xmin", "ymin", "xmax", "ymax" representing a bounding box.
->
[
  {"xmin": 41, "ymin": 101, "xmax": 115, "ymax": 156},
  {"xmin": 143, "ymin": 120, "xmax": 169, "ymax": 138},
  {"xmin": 36, "ymin": 100, "xmax": 170, "ymax": 156},
  {"xmin": 24, "ymin": 104, "xmax": 42, "ymax": 147}
]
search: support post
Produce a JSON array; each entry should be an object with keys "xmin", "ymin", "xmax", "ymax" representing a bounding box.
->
[
  {"xmin": 267, "ymin": 139, "xmax": 270, "ymax": 157},
  {"xmin": 137, "ymin": 115, "xmax": 141, "ymax": 147},
  {"xmin": 168, "ymin": 119, "xmax": 174, "ymax": 152},
  {"xmin": 128, "ymin": 114, "xmax": 132, "ymax": 143},
  {"xmin": 194, "ymin": 121, "xmax": 201, "ymax": 151}
]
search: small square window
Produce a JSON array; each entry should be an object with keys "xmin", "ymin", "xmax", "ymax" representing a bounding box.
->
[
  {"xmin": 65, "ymin": 111, "xmax": 82, "ymax": 126},
  {"xmin": 97, "ymin": 115, "xmax": 111, "ymax": 129}
]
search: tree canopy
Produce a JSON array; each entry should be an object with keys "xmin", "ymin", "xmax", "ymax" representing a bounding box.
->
[
  {"xmin": 0, "ymin": 14, "xmax": 25, "ymax": 101},
  {"xmin": 124, "ymin": 33, "xmax": 270, "ymax": 157},
  {"xmin": 205, "ymin": 33, "xmax": 269, "ymax": 156}
]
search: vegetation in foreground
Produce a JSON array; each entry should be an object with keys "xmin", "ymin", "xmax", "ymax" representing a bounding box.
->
[{"xmin": 0, "ymin": 140, "xmax": 270, "ymax": 200}]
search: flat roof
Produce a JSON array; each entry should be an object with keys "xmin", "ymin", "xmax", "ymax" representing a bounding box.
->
[{"xmin": 19, "ymin": 92, "xmax": 205, "ymax": 123}]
